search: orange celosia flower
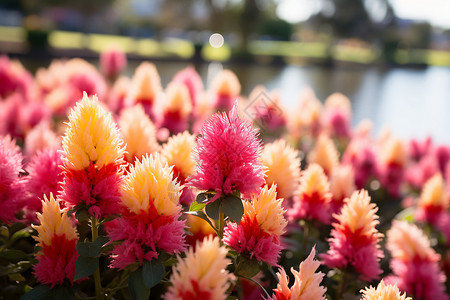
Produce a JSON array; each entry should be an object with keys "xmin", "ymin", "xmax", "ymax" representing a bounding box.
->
[
  {"xmin": 165, "ymin": 236, "xmax": 234, "ymax": 300},
  {"xmin": 161, "ymin": 131, "xmax": 196, "ymax": 183},
  {"xmin": 262, "ymin": 139, "xmax": 301, "ymax": 200},
  {"xmin": 210, "ymin": 69, "xmax": 241, "ymax": 111},
  {"xmin": 416, "ymin": 173, "xmax": 449, "ymax": 225},
  {"xmin": 307, "ymin": 134, "xmax": 339, "ymax": 175},
  {"xmin": 119, "ymin": 104, "xmax": 160, "ymax": 163},
  {"xmin": 329, "ymin": 164, "xmax": 356, "ymax": 214},
  {"xmin": 268, "ymin": 246, "xmax": 326, "ymax": 300},
  {"xmin": 361, "ymin": 280, "xmax": 411, "ymax": 300}
]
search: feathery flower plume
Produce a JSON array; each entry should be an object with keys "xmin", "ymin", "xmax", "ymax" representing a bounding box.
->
[
  {"xmin": 33, "ymin": 194, "xmax": 78, "ymax": 287},
  {"xmin": 119, "ymin": 104, "xmax": 160, "ymax": 163},
  {"xmin": 161, "ymin": 82, "xmax": 193, "ymax": 134},
  {"xmin": 329, "ymin": 165, "xmax": 356, "ymax": 215},
  {"xmin": 385, "ymin": 220, "xmax": 448, "ymax": 300},
  {"xmin": 0, "ymin": 135, "xmax": 25, "ymax": 223},
  {"xmin": 127, "ymin": 62, "xmax": 162, "ymax": 122},
  {"xmin": 261, "ymin": 139, "xmax": 301, "ymax": 200},
  {"xmin": 165, "ymin": 236, "xmax": 234, "ymax": 300},
  {"xmin": 307, "ymin": 134, "xmax": 339, "ymax": 175},
  {"xmin": 172, "ymin": 66, "xmax": 204, "ymax": 109},
  {"xmin": 185, "ymin": 214, "xmax": 216, "ymax": 248},
  {"xmin": 186, "ymin": 102, "xmax": 265, "ymax": 201},
  {"xmin": 379, "ymin": 136, "xmax": 407, "ymax": 197},
  {"xmin": 267, "ymin": 246, "xmax": 327, "ymax": 300},
  {"xmin": 416, "ymin": 173, "xmax": 449, "ymax": 226},
  {"xmin": 60, "ymin": 93, "xmax": 125, "ymax": 217},
  {"xmin": 0, "ymin": 55, "xmax": 35, "ymax": 102},
  {"xmin": 223, "ymin": 184, "xmax": 287, "ymax": 266},
  {"xmin": 361, "ymin": 280, "xmax": 411, "ymax": 300},
  {"xmin": 107, "ymin": 153, "xmax": 185, "ymax": 269},
  {"xmin": 289, "ymin": 164, "xmax": 332, "ymax": 224},
  {"xmin": 107, "ymin": 76, "xmax": 131, "ymax": 114},
  {"xmin": 23, "ymin": 148, "xmax": 64, "ymax": 223},
  {"xmin": 100, "ymin": 45, "xmax": 127, "ymax": 79},
  {"xmin": 322, "ymin": 93, "xmax": 352, "ymax": 139},
  {"xmin": 24, "ymin": 121, "xmax": 60, "ymax": 157},
  {"xmin": 287, "ymin": 87, "xmax": 322, "ymax": 139},
  {"xmin": 210, "ymin": 69, "xmax": 241, "ymax": 112},
  {"xmin": 321, "ymin": 189, "xmax": 383, "ymax": 281}
]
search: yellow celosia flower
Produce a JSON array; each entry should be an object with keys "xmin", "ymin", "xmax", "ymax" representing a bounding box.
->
[
  {"xmin": 165, "ymin": 236, "xmax": 234, "ymax": 300},
  {"xmin": 119, "ymin": 104, "xmax": 160, "ymax": 162},
  {"xmin": 298, "ymin": 163, "xmax": 331, "ymax": 198},
  {"xmin": 419, "ymin": 173, "xmax": 449, "ymax": 209},
  {"xmin": 248, "ymin": 184, "xmax": 287, "ymax": 236},
  {"xmin": 161, "ymin": 131, "xmax": 196, "ymax": 179},
  {"xmin": 62, "ymin": 93, "xmax": 125, "ymax": 171},
  {"xmin": 164, "ymin": 82, "xmax": 192, "ymax": 118},
  {"xmin": 336, "ymin": 190, "xmax": 381, "ymax": 236},
  {"xmin": 386, "ymin": 220, "xmax": 436, "ymax": 261},
  {"xmin": 121, "ymin": 153, "xmax": 181, "ymax": 216},
  {"xmin": 262, "ymin": 139, "xmax": 301, "ymax": 199},
  {"xmin": 361, "ymin": 280, "xmax": 412, "ymax": 300},
  {"xmin": 33, "ymin": 193, "xmax": 77, "ymax": 248},
  {"xmin": 129, "ymin": 62, "xmax": 161, "ymax": 103},
  {"xmin": 307, "ymin": 134, "xmax": 339, "ymax": 174}
]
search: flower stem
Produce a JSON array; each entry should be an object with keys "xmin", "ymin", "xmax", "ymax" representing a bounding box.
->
[
  {"xmin": 335, "ymin": 270, "xmax": 349, "ymax": 300},
  {"xmin": 300, "ymin": 220, "xmax": 310, "ymax": 259},
  {"xmin": 218, "ymin": 210, "xmax": 225, "ymax": 241},
  {"xmin": 91, "ymin": 216, "xmax": 103, "ymax": 300}
]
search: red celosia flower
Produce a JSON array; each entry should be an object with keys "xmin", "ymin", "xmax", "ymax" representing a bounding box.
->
[
  {"xmin": 321, "ymin": 189, "xmax": 383, "ymax": 281},
  {"xmin": 0, "ymin": 135, "xmax": 25, "ymax": 223},
  {"xmin": 186, "ymin": 102, "xmax": 265, "ymax": 200}
]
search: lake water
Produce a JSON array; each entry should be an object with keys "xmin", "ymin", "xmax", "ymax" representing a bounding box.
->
[{"xmin": 148, "ymin": 61, "xmax": 450, "ymax": 145}]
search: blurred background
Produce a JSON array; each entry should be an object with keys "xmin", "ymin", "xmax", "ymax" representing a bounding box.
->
[{"xmin": 1, "ymin": 0, "xmax": 450, "ymax": 142}]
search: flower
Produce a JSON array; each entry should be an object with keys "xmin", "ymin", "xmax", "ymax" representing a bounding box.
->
[
  {"xmin": 289, "ymin": 164, "xmax": 332, "ymax": 224},
  {"xmin": 322, "ymin": 93, "xmax": 352, "ymax": 139},
  {"xmin": 287, "ymin": 87, "xmax": 322, "ymax": 139},
  {"xmin": 161, "ymin": 131, "xmax": 197, "ymax": 205},
  {"xmin": 329, "ymin": 164, "xmax": 356, "ymax": 215},
  {"xmin": 0, "ymin": 135, "xmax": 25, "ymax": 223},
  {"xmin": 210, "ymin": 69, "xmax": 241, "ymax": 112},
  {"xmin": 361, "ymin": 280, "xmax": 411, "ymax": 300},
  {"xmin": 23, "ymin": 148, "xmax": 64, "ymax": 223},
  {"xmin": 378, "ymin": 136, "xmax": 407, "ymax": 197},
  {"xmin": 186, "ymin": 102, "xmax": 265, "ymax": 201},
  {"xmin": 107, "ymin": 153, "xmax": 186, "ymax": 269},
  {"xmin": 321, "ymin": 189, "xmax": 383, "ymax": 281},
  {"xmin": 385, "ymin": 220, "xmax": 448, "ymax": 300},
  {"xmin": 24, "ymin": 121, "xmax": 60, "ymax": 157},
  {"xmin": 223, "ymin": 184, "xmax": 287, "ymax": 266},
  {"xmin": 33, "ymin": 194, "xmax": 78, "ymax": 287},
  {"xmin": 342, "ymin": 138, "xmax": 378, "ymax": 189},
  {"xmin": 161, "ymin": 82, "xmax": 193, "ymax": 134},
  {"xmin": 261, "ymin": 139, "xmax": 301, "ymax": 200},
  {"xmin": 165, "ymin": 236, "xmax": 234, "ymax": 300},
  {"xmin": 267, "ymin": 246, "xmax": 327, "ymax": 300},
  {"xmin": 100, "ymin": 45, "xmax": 127, "ymax": 79},
  {"xmin": 119, "ymin": 104, "xmax": 160, "ymax": 163},
  {"xmin": 172, "ymin": 66, "xmax": 204, "ymax": 109},
  {"xmin": 415, "ymin": 173, "xmax": 449, "ymax": 226},
  {"xmin": 307, "ymin": 134, "xmax": 339, "ymax": 175},
  {"xmin": 60, "ymin": 93, "xmax": 125, "ymax": 217},
  {"xmin": 107, "ymin": 76, "xmax": 130, "ymax": 114}
]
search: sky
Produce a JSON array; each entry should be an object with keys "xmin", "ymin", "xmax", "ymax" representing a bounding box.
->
[{"xmin": 276, "ymin": 0, "xmax": 450, "ymax": 29}]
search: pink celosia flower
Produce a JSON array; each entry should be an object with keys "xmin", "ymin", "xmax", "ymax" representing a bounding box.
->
[
  {"xmin": 24, "ymin": 121, "xmax": 60, "ymax": 157},
  {"xmin": 405, "ymin": 154, "xmax": 439, "ymax": 189},
  {"xmin": 33, "ymin": 194, "xmax": 78, "ymax": 287},
  {"xmin": 161, "ymin": 82, "xmax": 193, "ymax": 134},
  {"xmin": 172, "ymin": 66, "xmax": 204, "ymax": 109},
  {"xmin": 329, "ymin": 164, "xmax": 356, "ymax": 215},
  {"xmin": 165, "ymin": 236, "xmax": 234, "ymax": 300},
  {"xmin": 378, "ymin": 136, "xmax": 407, "ymax": 197},
  {"xmin": 126, "ymin": 62, "xmax": 162, "ymax": 123},
  {"xmin": 23, "ymin": 148, "xmax": 64, "ymax": 223},
  {"xmin": 60, "ymin": 93, "xmax": 125, "ymax": 218},
  {"xmin": 100, "ymin": 45, "xmax": 127, "ymax": 79},
  {"xmin": 107, "ymin": 76, "xmax": 130, "ymax": 114},
  {"xmin": 107, "ymin": 153, "xmax": 186, "ymax": 269},
  {"xmin": 0, "ymin": 93, "xmax": 23, "ymax": 139},
  {"xmin": 119, "ymin": 104, "xmax": 160, "ymax": 163},
  {"xmin": 267, "ymin": 246, "xmax": 327, "ymax": 300},
  {"xmin": 307, "ymin": 134, "xmax": 339, "ymax": 175},
  {"xmin": 261, "ymin": 139, "xmax": 301, "ymax": 201},
  {"xmin": 321, "ymin": 189, "xmax": 383, "ymax": 281},
  {"xmin": 224, "ymin": 184, "xmax": 287, "ymax": 266},
  {"xmin": 186, "ymin": 102, "xmax": 265, "ymax": 201},
  {"xmin": 385, "ymin": 220, "xmax": 448, "ymax": 300},
  {"xmin": 0, "ymin": 135, "xmax": 25, "ymax": 223},
  {"xmin": 210, "ymin": 69, "xmax": 241, "ymax": 112},
  {"xmin": 0, "ymin": 55, "xmax": 35, "ymax": 102},
  {"xmin": 161, "ymin": 131, "xmax": 197, "ymax": 205},
  {"xmin": 289, "ymin": 164, "xmax": 332, "ymax": 224},
  {"xmin": 415, "ymin": 173, "xmax": 449, "ymax": 226},
  {"xmin": 408, "ymin": 136, "xmax": 432, "ymax": 162},
  {"xmin": 322, "ymin": 93, "xmax": 352, "ymax": 140},
  {"xmin": 361, "ymin": 280, "xmax": 411, "ymax": 300}
]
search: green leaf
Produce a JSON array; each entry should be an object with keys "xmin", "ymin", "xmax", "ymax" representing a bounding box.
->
[
  {"xmin": 20, "ymin": 284, "xmax": 52, "ymax": 300},
  {"xmin": 0, "ymin": 249, "xmax": 29, "ymax": 262},
  {"xmin": 76, "ymin": 236, "xmax": 110, "ymax": 257},
  {"xmin": 221, "ymin": 194, "xmax": 244, "ymax": 224},
  {"xmin": 142, "ymin": 259, "xmax": 165, "ymax": 289},
  {"xmin": 235, "ymin": 256, "xmax": 260, "ymax": 278},
  {"xmin": 128, "ymin": 268, "xmax": 150, "ymax": 300},
  {"xmin": 189, "ymin": 200, "xmax": 207, "ymax": 212},
  {"xmin": 195, "ymin": 192, "xmax": 209, "ymax": 203},
  {"xmin": 184, "ymin": 211, "xmax": 217, "ymax": 234},
  {"xmin": 10, "ymin": 227, "xmax": 33, "ymax": 243},
  {"xmin": 74, "ymin": 256, "xmax": 99, "ymax": 280},
  {"xmin": 205, "ymin": 199, "xmax": 222, "ymax": 220},
  {"xmin": 53, "ymin": 286, "xmax": 74, "ymax": 300}
]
